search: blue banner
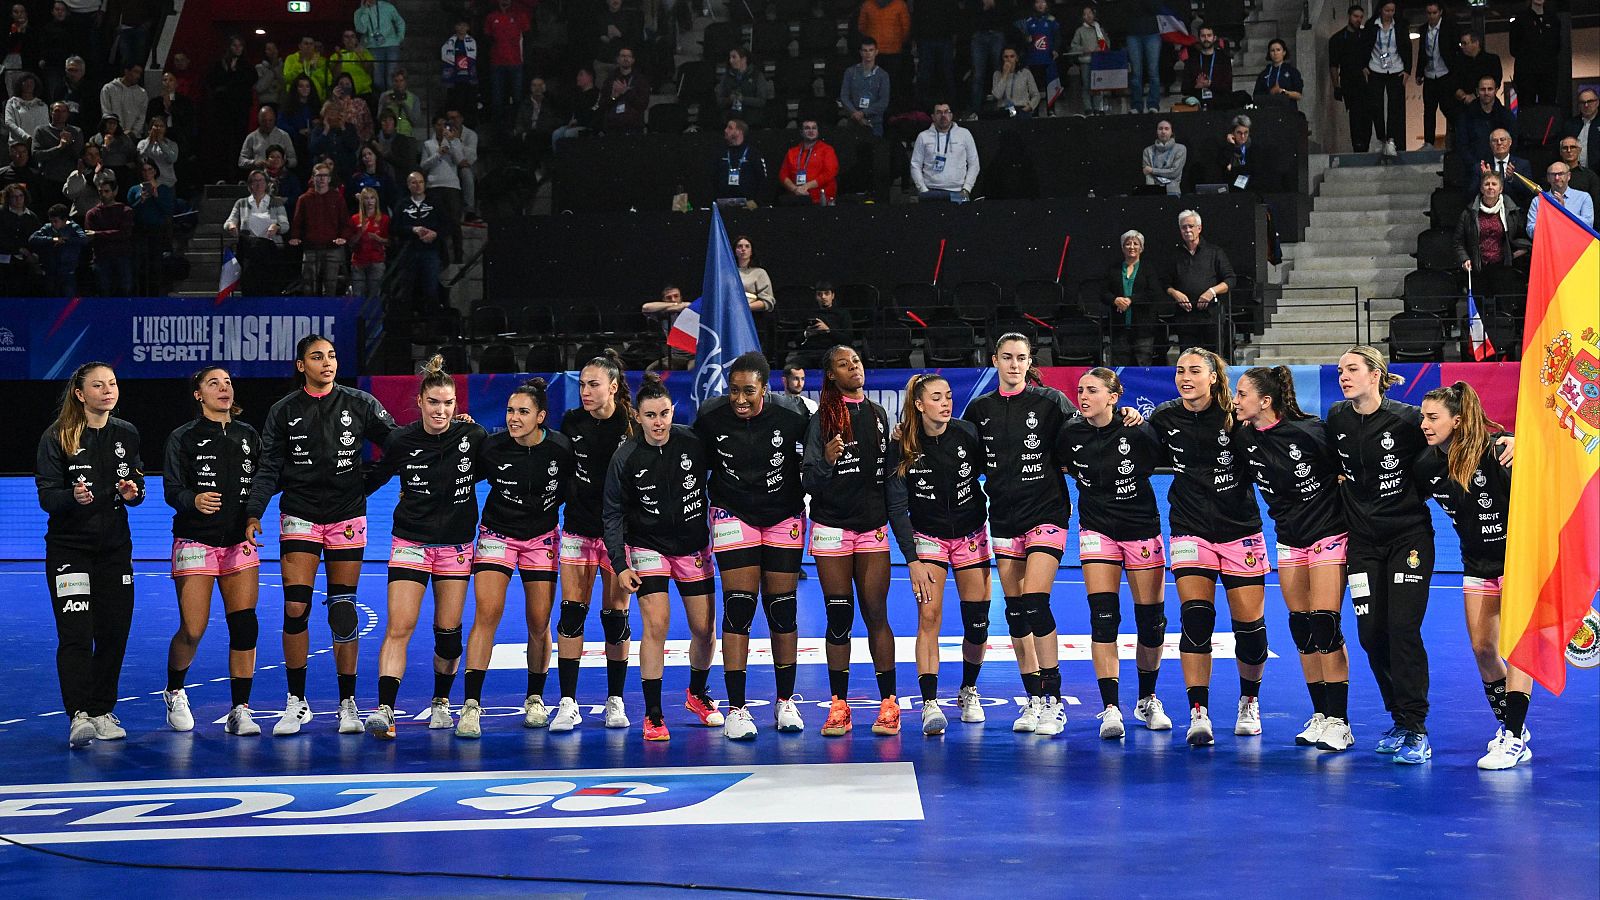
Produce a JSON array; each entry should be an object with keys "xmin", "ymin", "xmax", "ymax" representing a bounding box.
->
[{"xmin": 0, "ymin": 295, "xmax": 363, "ymax": 380}]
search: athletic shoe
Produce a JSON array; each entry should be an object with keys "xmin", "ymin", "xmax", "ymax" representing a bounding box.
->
[
  {"xmin": 1013, "ymin": 696, "xmax": 1042, "ymax": 733},
  {"xmin": 872, "ymin": 697, "xmax": 901, "ymax": 736},
  {"xmin": 1393, "ymin": 730, "xmax": 1432, "ymax": 765},
  {"xmin": 774, "ymin": 698, "xmax": 805, "ymax": 733},
  {"xmin": 1034, "ymin": 697, "xmax": 1066, "ymax": 737},
  {"xmin": 1374, "ymin": 725, "xmax": 1405, "ymax": 754},
  {"xmin": 428, "ymin": 698, "xmax": 454, "ymax": 730},
  {"xmin": 68, "ymin": 711, "xmax": 96, "ymax": 748},
  {"xmin": 643, "ymin": 713, "xmax": 670, "ymax": 741},
  {"xmin": 89, "ymin": 713, "xmax": 125, "ymax": 740},
  {"xmin": 603, "ymin": 696, "xmax": 630, "ymax": 728},
  {"xmin": 1477, "ymin": 730, "xmax": 1529, "ymax": 770},
  {"xmin": 1487, "ymin": 724, "xmax": 1532, "ymax": 754},
  {"xmin": 550, "ymin": 697, "xmax": 582, "ymax": 732},
  {"xmin": 225, "ymin": 705, "xmax": 261, "ymax": 736},
  {"xmin": 1234, "ymin": 696, "xmax": 1262, "ymax": 736},
  {"xmin": 1295, "ymin": 713, "xmax": 1327, "ymax": 746},
  {"xmin": 685, "ymin": 689, "xmax": 725, "ymax": 727},
  {"xmin": 1382, "ymin": 138, "xmax": 1398, "ymax": 158},
  {"xmin": 921, "ymin": 701, "xmax": 948, "ymax": 735},
  {"xmin": 163, "ymin": 688, "xmax": 194, "ymax": 732},
  {"xmin": 957, "ymin": 686, "xmax": 985, "ymax": 723},
  {"xmin": 365, "ymin": 704, "xmax": 396, "ymax": 740},
  {"xmin": 1316, "ymin": 717, "xmax": 1354, "ymax": 752},
  {"xmin": 337, "ymin": 697, "xmax": 364, "ymax": 734},
  {"xmin": 723, "ymin": 706, "xmax": 757, "ymax": 740},
  {"xmin": 821, "ymin": 697, "xmax": 853, "ymax": 736},
  {"xmin": 522, "ymin": 695, "xmax": 550, "ymax": 728},
  {"xmin": 455, "ymin": 700, "xmax": 482, "ymax": 739},
  {"xmin": 274, "ymin": 694, "xmax": 312, "ymax": 736},
  {"xmin": 1186, "ymin": 706, "xmax": 1215, "ymax": 747},
  {"xmin": 1134, "ymin": 695, "xmax": 1172, "ymax": 731},
  {"xmin": 1097, "ymin": 705, "xmax": 1125, "ymax": 740}
]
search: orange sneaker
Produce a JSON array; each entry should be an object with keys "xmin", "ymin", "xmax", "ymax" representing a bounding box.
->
[
  {"xmin": 871, "ymin": 696, "xmax": 901, "ymax": 736},
  {"xmin": 684, "ymin": 689, "xmax": 725, "ymax": 727},
  {"xmin": 643, "ymin": 713, "xmax": 671, "ymax": 741},
  {"xmin": 820, "ymin": 697, "xmax": 852, "ymax": 736}
]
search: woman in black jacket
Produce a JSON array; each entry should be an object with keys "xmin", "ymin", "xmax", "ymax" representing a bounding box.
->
[
  {"xmin": 1103, "ymin": 229, "xmax": 1165, "ymax": 366},
  {"xmin": 1454, "ymin": 171, "xmax": 1531, "ymax": 276}
]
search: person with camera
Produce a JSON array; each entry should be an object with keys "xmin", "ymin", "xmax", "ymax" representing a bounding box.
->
[{"xmin": 788, "ymin": 281, "xmax": 854, "ymax": 369}]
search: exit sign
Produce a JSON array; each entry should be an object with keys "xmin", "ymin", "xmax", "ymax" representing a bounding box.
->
[{"xmin": 287, "ymin": 0, "xmax": 310, "ymax": 11}]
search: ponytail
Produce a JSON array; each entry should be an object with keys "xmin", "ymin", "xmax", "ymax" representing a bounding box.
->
[
  {"xmin": 634, "ymin": 371, "xmax": 671, "ymax": 406},
  {"xmin": 512, "ymin": 376, "xmax": 549, "ymax": 416},
  {"xmin": 897, "ymin": 373, "xmax": 947, "ymax": 477},
  {"xmin": 1344, "ymin": 345, "xmax": 1405, "ymax": 393},
  {"xmin": 417, "ymin": 353, "xmax": 453, "ymax": 396},
  {"xmin": 1179, "ymin": 347, "xmax": 1234, "ymax": 430},
  {"xmin": 818, "ymin": 345, "xmax": 855, "ymax": 443},
  {"xmin": 1423, "ymin": 380, "xmax": 1502, "ymax": 490},
  {"xmin": 54, "ymin": 361, "xmax": 113, "ymax": 456},
  {"xmin": 1085, "ymin": 366, "xmax": 1124, "ymax": 398},
  {"xmin": 1242, "ymin": 365, "xmax": 1311, "ymax": 421},
  {"xmin": 584, "ymin": 348, "xmax": 635, "ymax": 438}
]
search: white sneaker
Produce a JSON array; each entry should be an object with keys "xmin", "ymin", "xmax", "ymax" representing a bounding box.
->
[
  {"xmin": 225, "ymin": 704, "xmax": 261, "ymax": 736},
  {"xmin": 774, "ymin": 697, "xmax": 805, "ymax": 732},
  {"xmin": 1486, "ymin": 724, "xmax": 1532, "ymax": 755},
  {"xmin": 68, "ymin": 711, "xmax": 96, "ymax": 747},
  {"xmin": 365, "ymin": 704, "xmax": 396, "ymax": 740},
  {"xmin": 428, "ymin": 698, "xmax": 454, "ymax": 730},
  {"xmin": 1097, "ymin": 705, "xmax": 1125, "ymax": 739},
  {"xmin": 603, "ymin": 695, "xmax": 630, "ymax": 728},
  {"xmin": 1187, "ymin": 706, "xmax": 1215, "ymax": 746},
  {"xmin": 1013, "ymin": 696, "xmax": 1042, "ymax": 733},
  {"xmin": 1316, "ymin": 717, "xmax": 1354, "ymax": 752},
  {"xmin": 723, "ymin": 706, "xmax": 758, "ymax": 740},
  {"xmin": 1034, "ymin": 697, "xmax": 1066, "ymax": 736},
  {"xmin": 549, "ymin": 697, "xmax": 582, "ymax": 732},
  {"xmin": 163, "ymin": 688, "xmax": 194, "ymax": 732},
  {"xmin": 1478, "ymin": 730, "xmax": 1530, "ymax": 770},
  {"xmin": 921, "ymin": 701, "xmax": 948, "ymax": 735},
  {"xmin": 1235, "ymin": 697, "xmax": 1262, "ymax": 736},
  {"xmin": 522, "ymin": 694, "xmax": 550, "ymax": 728},
  {"xmin": 90, "ymin": 712, "xmax": 126, "ymax": 740},
  {"xmin": 1296, "ymin": 712, "xmax": 1327, "ymax": 746},
  {"xmin": 1383, "ymin": 138, "xmax": 1398, "ymax": 158},
  {"xmin": 455, "ymin": 699, "xmax": 482, "ymax": 738},
  {"xmin": 274, "ymin": 694, "xmax": 312, "ymax": 736},
  {"xmin": 1134, "ymin": 695, "xmax": 1173, "ymax": 731},
  {"xmin": 957, "ymin": 685, "xmax": 986, "ymax": 723},
  {"xmin": 337, "ymin": 697, "xmax": 364, "ymax": 734}
]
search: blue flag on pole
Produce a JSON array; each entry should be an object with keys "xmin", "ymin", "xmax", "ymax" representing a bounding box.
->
[{"xmin": 678, "ymin": 205, "xmax": 763, "ymax": 406}]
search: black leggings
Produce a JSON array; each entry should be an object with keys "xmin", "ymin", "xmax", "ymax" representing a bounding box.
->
[
  {"xmin": 46, "ymin": 544, "xmax": 136, "ymax": 716},
  {"xmin": 1348, "ymin": 531, "xmax": 1435, "ymax": 733}
]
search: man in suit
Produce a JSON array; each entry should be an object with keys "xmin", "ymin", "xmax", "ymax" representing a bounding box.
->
[
  {"xmin": 1480, "ymin": 127, "xmax": 1533, "ymax": 204},
  {"xmin": 1412, "ymin": 1, "xmax": 1460, "ymax": 148},
  {"xmin": 1567, "ymin": 88, "xmax": 1599, "ymax": 171}
]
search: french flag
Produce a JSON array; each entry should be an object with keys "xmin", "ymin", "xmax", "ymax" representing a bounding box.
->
[
  {"xmin": 1158, "ymin": 6, "xmax": 1195, "ymax": 45},
  {"xmin": 215, "ymin": 247, "xmax": 241, "ymax": 304},
  {"xmin": 1467, "ymin": 291, "xmax": 1495, "ymax": 360},
  {"xmin": 667, "ymin": 301, "xmax": 701, "ymax": 354}
]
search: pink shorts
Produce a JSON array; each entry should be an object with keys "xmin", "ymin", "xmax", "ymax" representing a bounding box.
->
[
  {"xmin": 1079, "ymin": 529, "xmax": 1166, "ymax": 570},
  {"xmin": 628, "ymin": 545, "xmax": 713, "ymax": 581},
  {"xmin": 475, "ymin": 526, "xmax": 559, "ymax": 576},
  {"xmin": 992, "ymin": 522, "xmax": 1069, "ymax": 560},
  {"xmin": 1463, "ymin": 575, "xmax": 1503, "ymax": 596},
  {"xmin": 711, "ymin": 508, "xmax": 806, "ymax": 552},
  {"xmin": 171, "ymin": 538, "xmax": 260, "ymax": 577},
  {"xmin": 810, "ymin": 522, "xmax": 890, "ymax": 557},
  {"xmin": 559, "ymin": 533, "xmax": 614, "ymax": 573},
  {"xmin": 280, "ymin": 514, "xmax": 368, "ymax": 550},
  {"xmin": 1277, "ymin": 533, "xmax": 1349, "ymax": 569},
  {"xmin": 914, "ymin": 528, "xmax": 992, "ymax": 569},
  {"xmin": 1170, "ymin": 533, "xmax": 1271, "ymax": 579},
  {"xmin": 389, "ymin": 537, "xmax": 473, "ymax": 578}
]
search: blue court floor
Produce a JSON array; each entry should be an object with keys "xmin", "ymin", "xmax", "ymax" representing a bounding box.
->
[{"xmin": 0, "ymin": 557, "xmax": 1595, "ymax": 899}]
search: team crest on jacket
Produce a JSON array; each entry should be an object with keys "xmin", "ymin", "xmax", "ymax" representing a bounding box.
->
[
  {"xmin": 1406, "ymin": 549, "xmax": 1420, "ymax": 569},
  {"xmin": 771, "ymin": 430, "xmax": 783, "ymax": 447},
  {"xmin": 1473, "ymin": 470, "xmax": 1487, "ymax": 487},
  {"xmin": 1288, "ymin": 443, "xmax": 1302, "ymax": 460},
  {"xmin": 459, "ymin": 437, "xmax": 471, "ymax": 453},
  {"xmin": 1538, "ymin": 330, "xmax": 1600, "ymax": 453},
  {"xmin": 117, "ymin": 463, "xmax": 129, "ymax": 478},
  {"xmin": 1026, "ymin": 412, "xmax": 1038, "ymax": 430},
  {"xmin": 770, "ymin": 452, "xmax": 785, "ymax": 467},
  {"xmin": 1118, "ymin": 459, "xmax": 1134, "ymax": 475},
  {"xmin": 341, "ymin": 410, "xmax": 353, "ymax": 427},
  {"xmin": 341, "ymin": 431, "xmax": 355, "ymax": 447},
  {"xmin": 957, "ymin": 444, "xmax": 967, "ymax": 458},
  {"xmin": 958, "ymin": 462, "xmax": 972, "ymax": 478},
  {"xmin": 114, "ymin": 441, "xmax": 125, "ymax": 458},
  {"xmin": 1023, "ymin": 434, "xmax": 1040, "ymax": 450},
  {"xmin": 1218, "ymin": 450, "xmax": 1233, "ymax": 466},
  {"xmin": 458, "ymin": 457, "xmax": 472, "ymax": 473},
  {"xmin": 1380, "ymin": 431, "xmax": 1394, "ymax": 450},
  {"xmin": 680, "ymin": 454, "xmax": 693, "ymax": 470},
  {"xmin": 1117, "ymin": 437, "xmax": 1130, "ymax": 456},
  {"xmin": 1217, "ymin": 432, "xmax": 1230, "ymax": 446}
]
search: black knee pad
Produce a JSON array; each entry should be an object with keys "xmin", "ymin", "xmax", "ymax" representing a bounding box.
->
[
  {"xmin": 1178, "ymin": 599, "xmax": 1215, "ymax": 655},
  {"xmin": 824, "ymin": 594, "xmax": 855, "ymax": 646},
  {"xmin": 1025, "ymin": 592, "xmax": 1056, "ymax": 638},
  {"xmin": 434, "ymin": 626, "xmax": 463, "ymax": 661},
  {"xmin": 225, "ymin": 608, "xmax": 259, "ymax": 651},
  {"xmin": 600, "ymin": 608, "xmax": 631, "ymax": 645},
  {"xmin": 1003, "ymin": 596, "xmax": 1030, "ymax": 639},
  {"xmin": 283, "ymin": 584, "xmax": 313, "ymax": 634},
  {"xmin": 763, "ymin": 590, "xmax": 798, "ymax": 634},
  {"xmin": 1133, "ymin": 602, "xmax": 1167, "ymax": 649},
  {"xmin": 1288, "ymin": 610, "xmax": 1316, "ymax": 655},
  {"xmin": 959, "ymin": 601, "xmax": 989, "ymax": 646},
  {"xmin": 325, "ymin": 589, "xmax": 359, "ymax": 644},
  {"xmin": 556, "ymin": 600, "xmax": 588, "ymax": 638},
  {"xmin": 1310, "ymin": 609, "xmax": 1346, "ymax": 654},
  {"xmin": 1232, "ymin": 617, "xmax": 1269, "ymax": 666},
  {"xmin": 1087, "ymin": 592, "xmax": 1121, "ymax": 644},
  {"xmin": 721, "ymin": 590, "xmax": 758, "ymax": 636}
]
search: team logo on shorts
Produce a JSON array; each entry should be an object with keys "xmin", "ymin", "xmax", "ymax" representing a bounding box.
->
[
  {"xmin": 1288, "ymin": 443, "xmax": 1302, "ymax": 460},
  {"xmin": 1026, "ymin": 412, "xmax": 1039, "ymax": 430},
  {"xmin": 1406, "ymin": 550, "xmax": 1420, "ymax": 569},
  {"xmin": 1244, "ymin": 551, "xmax": 1256, "ymax": 567},
  {"xmin": 243, "ymin": 545, "xmax": 252, "ymax": 556},
  {"xmin": 341, "ymin": 410, "xmax": 353, "ymax": 427},
  {"xmin": 345, "ymin": 525, "xmax": 356, "ymax": 540},
  {"xmin": 968, "ymin": 539, "xmax": 978, "ymax": 552},
  {"xmin": 1380, "ymin": 431, "xmax": 1394, "ymax": 450},
  {"xmin": 790, "ymin": 523, "xmax": 801, "ymax": 540},
  {"xmin": 874, "ymin": 528, "xmax": 886, "ymax": 542},
  {"xmin": 771, "ymin": 430, "xmax": 784, "ymax": 447},
  {"xmin": 457, "ymin": 553, "xmax": 466, "ymax": 564},
  {"xmin": 695, "ymin": 554, "xmax": 706, "ymax": 568},
  {"xmin": 680, "ymin": 455, "xmax": 693, "ymax": 470},
  {"xmin": 1140, "ymin": 546, "xmax": 1151, "ymax": 559}
]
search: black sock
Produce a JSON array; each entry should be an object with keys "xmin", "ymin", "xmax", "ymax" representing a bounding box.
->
[
  {"xmin": 559, "ymin": 657, "xmax": 580, "ymax": 699},
  {"xmin": 1240, "ymin": 676, "xmax": 1261, "ymax": 700},
  {"xmin": 337, "ymin": 672, "xmax": 356, "ymax": 701},
  {"xmin": 1040, "ymin": 666, "xmax": 1061, "ymax": 700},
  {"xmin": 875, "ymin": 669, "xmax": 897, "ymax": 700},
  {"xmin": 606, "ymin": 658, "xmax": 628, "ymax": 697},
  {"xmin": 287, "ymin": 665, "xmax": 307, "ymax": 700},
  {"xmin": 1483, "ymin": 678, "xmax": 1508, "ymax": 723},
  {"xmin": 642, "ymin": 677, "xmax": 663, "ymax": 719},
  {"xmin": 465, "ymin": 669, "xmax": 487, "ymax": 703},
  {"xmin": 1098, "ymin": 677, "xmax": 1119, "ymax": 708},
  {"xmin": 726, "ymin": 669, "xmax": 747, "ymax": 708},
  {"xmin": 961, "ymin": 660, "xmax": 981, "ymax": 688},
  {"xmin": 1021, "ymin": 670, "xmax": 1043, "ymax": 697},
  {"xmin": 1326, "ymin": 681, "xmax": 1349, "ymax": 720},
  {"xmin": 1187, "ymin": 685, "xmax": 1209, "ymax": 709},
  {"xmin": 1137, "ymin": 668, "xmax": 1159, "ymax": 699},
  {"xmin": 378, "ymin": 675, "xmax": 400, "ymax": 708},
  {"xmin": 527, "ymin": 669, "xmax": 547, "ymax": 698},
  {"xmin": 689, "ymin": 666, "xmax": 710, "ymax": 698},
  {"xmin": 1503, "ymin": 691, "xmax": 1530, "ymax": 735},
  {"xmin": 430, "ymin": 671, "xmax": 452, "ymax": 700},
  {"xmin": 167, "ymin": 667, "xmax": 188, "ymax": 693},
  {"xmin": 828, "ymin": 668, "xmax": 849, "ymax": 699},
  {"xmin": 918, "ymin": 672, "xmax": 937, "ymax": 702},
  {"xmin": 230, "ymin": 676, "xmax": 252, "ymax": 708},
  {"xmin": 1307, "ymin": 681, "xmax": 1327, "ymax": 715},
  {"xmin": 775, "ymin": 664, "xmax": 796, "ymax": 700}
]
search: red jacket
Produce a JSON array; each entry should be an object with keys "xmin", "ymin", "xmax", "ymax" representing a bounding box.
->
[
  {"xmin": 779, "ymin": 141, "xmax": 839, "ymax": 204},
  {"xmin": 484, "ymin": 9, "xmax": 531, "ymax": 67},
  {"xmin": 347, "ymin": 212, "xmax": 389, "ymax": 266},
  {"xmin": 291, "ymin": 187, "xmax": 346, "ymax": 246}
]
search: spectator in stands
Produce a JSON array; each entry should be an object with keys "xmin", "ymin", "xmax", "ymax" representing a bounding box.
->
[
  {"xmin": 1558, "ymin": 136, "xmax": 1600, "ymax": 200},
  {"xmin": 1479, "ymin": 128, "xmax": 1531, "ymax": 204},
  {"xmin": 377, "ymin": 109, "xmax": 421, "ymax": 176},
  {"xmin": 1361, "ymin": 0, "xmax": 1409, "ymax": 158},
  {"xmin": 485, "ymin": 0, "xmax": 530, "ymax": 123},
  {"xmin": 1327, "ymin": 4, "xmax": 1370, "ymax": 152},
  {"xmin": 1187, "ymin": 25, "xmax": 1238, "ymax": 111},
  {"xmin": 332, "ymin": 77, "xmax": 374, "ymax": 143},
  {"xmin": 86, "ymin": 175, "xmax": 134, "ymax": 294},
  {"xmin": 310, "ymin": 100, "xmax": 361, "ymax": 182},
  {"xmin": 126, "ymin": 158, "xmax": 172, "ymax": 294},
  {"xmin": 289, "ymin": 162, "xmax": 347, "ymax": 296},
  {"xmin": 1, "ymin": 3, "xmax": 33, "ymax": 98},
  {"xmin": 440, "ymin": 20, "xmax": 479, "ymax": 123},
  {"xmin": 1142, "ymin": 118, "xmax": 1186, "ymax": 195},
  {"xmin": 445, "ymin": 108, "xmax": 480, "ymax": 219},
  {"xmin": 1104, "ymin": 229, "xmax": 1163, "ymax": 366},
  {"xmin": 778, "ymin": 117, "xmax": 839, "ymax": 206},
  {"xmin": 0, "ymin": 139, "xmax": 46, "ymax": 214},
  {"xmin": 1067, "ymin": 5, "xmax": 1108, "ymax": 115},
  {"xmin": 223, "ymin": 168, "xmax": 287, "ymax": 295},
  {"xmin": 36, "ymin": 3, "xmax": 73, "ymax": 100},
  {"xmin": 391, "ymin": 170, "xmax": 443, "ymax": 308},
  {"xmin": 840, "ymin": 37, "xmax": 890, "ymax": 137},
  {"xmin": 100, "ymin": 63, "xmax": 148, "ymax": 139},
  {"xmin": 716, "ymin": 48, "xmax": 771, "ymax": 129},
  {"xmin": 552, "ymin": 67, "xmax": 601, "ymax": 150},
  {"xmin": 330, "ymin": 28, "xmax": 375, "ymax": 99},
  {"xmin": 967, "ymin": 0, "xmax": 1011, "ymax": 115},
  {"xmin": 283, "ymin": 36, "xmax": 330, "ymax": 100},
  {"xmin": 601, "ymin": 47, "xmax": 648, "ymax": 135},
  {"xmin": 1, "ymin": 182, "xmax": 41, "ymax": 289},
  {"xmin": 595, "ymin": 0, "xmax": 643, "ymax": 71},
  {"xmin": 136, "ymin": 115, "xmax": 178, "ymax": 190},
  {"xmin": 1016, "ymin": 0, "xmax": 1061, "ymax": 115},
  {"xmin": 52, "ymin": 56, "xmax": 98, "ymax": 130},
  {"xmin": 109, "ymin": 0, "xmax": 159, "ymax": 71},
  {"xmin": 62, "ymin": 144, "xmax": 106, "ymax": 218},
  {"xmin": 733, "ymin": 234, "xmax": 774, "ymax": 312},
  {"xmin": 1568, "ymin": 89, "xmax": 1599, "ymax": 171},
  {"xmin": 783, "ymin": 363, "xmax": 819, "ymax": 412},
  {"xmin": 985, "ymin": 47, "xmax": 1040, "ymax": 118},
  {"xmin": 1527, "ymin": 162, "xmax": 1594, "ymax": 234},
  {"xmin": 89, "ymin": 115, "xmax": 135, "ymax": 188},
  {"xmin": 6, "ymin": 73, "xmax": 48, "ymax": 144},
  {"xmin": 1217, "ymin": 113, "xmax": 1270, "ymax": 192},
  {"xmin": 1454, "ymin": 171, "xmax": 1528, "ymax": 277},
  {"xmin": 913, "ymin": 0, "xmax": 958, "ymax": 108},
  {"xmin": 512, "ymin": 77, "xmax": 557, "ymax": 170},
  {"xmin": 356, "ymin": 0, "xmax": 406, "ymax": 94},
  {"xmin": 909, "ymin": 102, "xmax": 979, "ymax": 201},
  {"xmin": 262, "ymin": 145, "xmax": 301, "ymax": 218},
  {"xmin": 27, "ymin": 202, "xmax": 86, "ymax": 296},
  {"xmin": 789, "ymin": 281, "xmax": 854, "ymax": 368},
  {"xmin": 711, "ymin": 118, "xmax": 768, "ymax": 204},
  {"xmin": 32, "ymin": 100, "xmax": 82, "ymax": 190},
  {"xmin": 147, "ymin": 71, "xmax": 196, "ymax": 157},
  {"xmin": 1454, "ymin": 75, "xmax": 1514, "ymax": 190},
  {"xmin": 280, "ymin": 75, "xmax": 321, "ymax": 169},
  {"xmin": 641, "ymin": 284, "xmax": 693, "ymax": 372},
  {"xmin": 1164, "ymin": 208, "xmax": 1234, "ymax": 353},
  {"xmin": 59, "ymin": 0, "xmax": 103, "ymax": 78},
  {"xmin": 349, "ymin": 143, "xmax": 397, "ymax": 212},
  {"xmin": 1450, "ymin": 31, "xmax": 1500, "ymax": 116},
  {"xmin": 347, "ymin": 185, "xmax": 389, "ymax": 302},
  {"xmin": 859, "ymin": 0, "xmax": 911, "ymax": 110},
  {"xmin": 420, "ymin": 114, "xmax": 466, "ymax": 261},
  {"xmin": 253, "ymin": 41, "xmax": 283, "ymax": 109},
  {"xmin": 1252, "ymin": 39, "xmax": 1303, "ymax": 111},
  {"xmin": 1508, "ymin": 0, "xmax": 1560, "ymax": 108},
  {"xmin": 1412, "ymin": 1, "xmax": 1459, "ymax": 149},
  {"xmin": 1124, "ymin": 0, "xmax": 1163, "ymax": 114},
  {"xmin": 238, "ymin": 105, "xmax": 296, "ymax": 175},
  {"xmin": 167, "ymin": 51, "xmax": 201, "ymax": 102},
  {"xmin": 208, "ymin": 36, "xmax": 257, "ymax": 181}
]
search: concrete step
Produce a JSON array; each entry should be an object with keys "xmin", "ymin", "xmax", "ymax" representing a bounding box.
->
[
  {"xmin": 1267, "ymin": 300, "xmax": 1402, "ymax": 324},
  {"xmin": 1259, "ymin": 322, "xmax": 1371, "ymax": 345},
  {"xmin": 1292, "ymin": 236, "xmax": 1417, "ymax": 256},
  {"xmin": 1308, "ymin": 209, "xmax": 1428, "ymax": 226},
  {"xmin": 1286, "ymin": 265, "xmax": 1413, "ymax": 286},
  {"xmin": 1312, "ymin": 194, "xmax": 1436, "ymax": 213},
  {"xmin": 1293, "ymin": 253, "xmax": 1418, "ymax": 270},
  {"xmin": 1304, "ymin": 224, "xmax": 1427, "ymax": 244},
  {"xmin": 1315, "ymin": 179, "xmax": 1438, "ymax": 199}
]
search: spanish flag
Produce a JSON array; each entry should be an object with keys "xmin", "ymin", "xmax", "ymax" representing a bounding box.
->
[{"xmin": 1500, "ymin": 195, "xmax": 1600, "ymax": 694}]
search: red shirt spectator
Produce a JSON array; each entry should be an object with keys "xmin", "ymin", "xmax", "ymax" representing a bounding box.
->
[
  {"xmin": 778, "ymin": 129, "xmax": 839, "ymax": 204},
  {"xmin": 857, "ymin": 0, "xmax": 911, "ymax": 55},
  {"xmin": 347, "ymin": 210, "xmax": 390, "ymax": 266},
  {"xmin": 485, "ymin": 3, "xmax": 531, "ymax": 68},
  {"xmin": 291, "ymin": 185, "xmax": 347, "ymax": 246}
]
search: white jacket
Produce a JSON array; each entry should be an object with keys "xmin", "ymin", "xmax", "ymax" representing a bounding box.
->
[{"xmin": 910, "ymin": 123, "xmax": 980, "ymax": 194}]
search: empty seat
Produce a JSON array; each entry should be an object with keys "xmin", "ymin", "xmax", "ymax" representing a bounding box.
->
[{"xmin": 1387, "ymin": 311, "xmax": 1446, "ymax": 362}]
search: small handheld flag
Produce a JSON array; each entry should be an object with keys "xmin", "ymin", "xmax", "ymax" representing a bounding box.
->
[
  {"xmin": 216, "ymin": 248, "xmax": 242, "ymax": 304},
  {"xmin": 1465, "ymin": 270, "xmax": 1495, "ymax": 361},
  {"xmin": 1157, "ymin": 6, "xmax": 1195, "ymax": 45}
]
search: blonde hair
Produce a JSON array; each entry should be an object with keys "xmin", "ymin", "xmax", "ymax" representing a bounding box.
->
[
  {"xmin": 55, "ymin": 362, "xmax": 115, "ymax": 456},
  {"xmin": 356, "ymin": 186, "xmax": 381, "ymax": 224},
  {"xmin": 897, "ymin": 373, "xmax": 948, "ymax": 477},
  {"xmin": 1342, "ymin": 345, "xmax": 1406, "ymax": 393}
]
